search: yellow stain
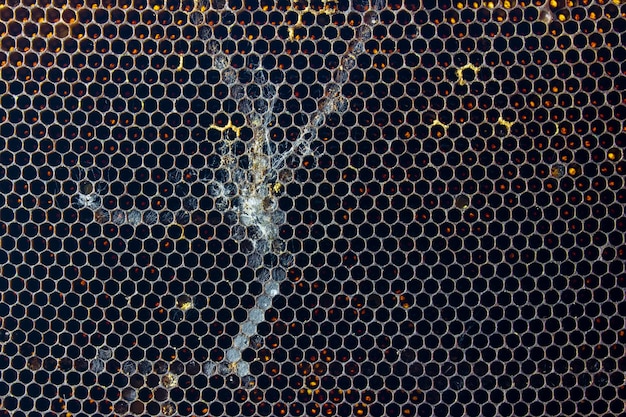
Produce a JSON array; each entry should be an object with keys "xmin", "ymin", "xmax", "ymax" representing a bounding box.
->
[
  {"xmin": 271, "ymin": 182, "xmax": 283, "ymax": 194},
  {"xmin": 166, "ymin": 223, "xmax": 185, "ymax": 241},
  {"xmin": 455, "ymin": 63, "xmax": 481, "ymax": 86},
  {"xmin": 317, "ymin": 6, "xmax": 336, "ymax": 15},
  {"xmin": 286, "ymin": 1, "xmax": 335, "ymax": 41},
  {"xmin": 607, "ymin": 149, "xmax": 621, "ymax": 161},
  {"xmin": 209, "ymin": 120, "xmax": 242, "ymax": 135},
  {"xmin": 161, "ymin": 372, "xmax": 179, "ymax": 388},
  {"xmin": 431, "ymin": 119, "xmax": 449, "ymax": 130},
  {"xmin": 497, "ymin": 117, "xmax": 514, "ymax": 133}
]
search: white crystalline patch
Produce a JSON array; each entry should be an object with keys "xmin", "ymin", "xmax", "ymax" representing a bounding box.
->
[
  {"xmin": 233, "ymin": 335, "xmax": 248, "ymax": 350},
  {"xmin": 98, "ymin": 346, "xmax": 113, "ymax": 360},
  {"xmin": 217, "ymin": 362, "xmax": 231, "ymax": 375},
  {"xmin": 214, "ymin": 54, "xmax": 228, "ymax": 70},
  {"xmin": 334, "ymin": 96, "xmax": 349, "ymax": 114},
  {"xmin": 143, "ymin": 210, "xmax": 158, "ymax": 225},
  {"xmin": 202, "ymin": 361, "xmax": 217, "ymax": 376},
  {"xmin": 334, "ymin": 69, "xmax": 349, "ymax": 84},
  {"xmin": 222, "ymin": 68, "xmax": 237, "ymax": 84},
  {"xmin": 208, "ymin": 182, "xmax": 223, "ymax": 197},
  {"xmin": 236, "ymin": 361, "xmax": 250, "ymax": 378},
  {"xmin": 225, "ymin": 348, "xmax": 242, "ymax": 363},
  {"xmin": 265, "ymin": 280, "xmax": 280, "ymax": 297},
  {"xmin": 215, "ymin": 197, "xmax": 229, "ymax": 211},
  {"xmin": 357, "ymin": 24, "xmax": 372, "ymax": 40},
  {"xmin": 127, "ymin": 209, "xmax": 142, "ymax": 226},
  {"xmin": 90, "ymin": 358, "xmax": 105, "ymax": 373},
  {"xmin": 257, "ymin": 268, "xmax": 271, "ymax": 283},
  {"xmin": 239, "ymin": 192, "xmax": 277, "ymax": 241},
  {"xmin": 272, "ymin": 268, "xmax": 286, "ymax": 282},
  {"xmin": 312, "ymin": 113, "xmax": 325, "ymax": 127},
  {"xmin": 73, "ymin": 193, "xmax": 101, "ymax": 210},
  {"xmin": 111, "ymin": 210, "xmax": 126, "ymax": 225},
  {"xmin": 247, "ymin": 252, "xmax": 262, "ymax": 268},
  {"xmin": 242, "ymin": 321, "xmax": 257, "ymax": 336},
  {"xmin": 249, "ymin": 308, "xmax": 264, "ymax": 325},
  {"xmin": 257, "ymin": 295, "xmax": 272, "ymax": 311},
  {"xmin": 343, "ymin": 54, "xmax": 357, "ymax": 70},
  {"xmin": 122, "ymin": 361, "xmax": 136, "ymax": 374}
]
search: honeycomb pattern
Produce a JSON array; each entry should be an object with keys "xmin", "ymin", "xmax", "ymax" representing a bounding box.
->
[{"xmin": 1, "ymin": 0, "xmax": 626, "ymax": 415}]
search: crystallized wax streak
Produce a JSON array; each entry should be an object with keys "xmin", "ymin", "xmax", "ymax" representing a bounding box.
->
[{"xmin": 199, "ymin": 1, "xmax": 385, "ymax": 377}]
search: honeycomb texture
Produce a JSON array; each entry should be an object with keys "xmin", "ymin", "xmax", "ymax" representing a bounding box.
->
[{"xmin": 1, "ymin": 0, "xmax": 626, "ymax": 415}]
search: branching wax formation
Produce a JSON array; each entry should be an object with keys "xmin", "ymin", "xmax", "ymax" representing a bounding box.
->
[
  {"xmin": 198, "ymin": 1, "xmax": 383, "ymax": 377},
  {"xmin": 0, "ymin": 0, "xmax": 622, "ymax": 413}
]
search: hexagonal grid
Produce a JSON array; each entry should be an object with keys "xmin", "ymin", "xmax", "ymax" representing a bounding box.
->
[{"xmin": 0, "ymin": 0, "xmax": 625, "ymax": 416}]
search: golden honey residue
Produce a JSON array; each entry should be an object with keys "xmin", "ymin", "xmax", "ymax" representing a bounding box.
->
[
  {"xmin": 161, "ymin": 372, "xmax": 179, "ymax": 388},
  {"xmin": 177, "ymin": 294, "xmax": 193, "ymax": 311},
  {"xmin": 209, "ymin": 119, "xmax": 242, "ymax": 136},
  {"xmin": 607, "ymin": 148, "xmax": 622, "ymax": 161},
  {"xmin": 287, "ymin": 0, "xmax": 336, "ymax": 40},
  {"xmin": 430, "ymin": 119, "xmax": 450, "ymax": 130},
  {"xmin": 497, "ymin": 117, "xmax": 514, "ymax": 134},
  {"xmin": 567, "ymin": 164, "xmax": 582, "ymax": 177},
  {"xmin": 271, "ymin": 182, "xmax": 284, "ymax": 194},
  {"xmin": 455, "ymin": 63, "xmax": 481, "ymax": 86}
]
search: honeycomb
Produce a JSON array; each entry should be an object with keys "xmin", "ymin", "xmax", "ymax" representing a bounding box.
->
[{"xmin": 0, "ymin": 0, "xmax": 625, "ymax": 415}]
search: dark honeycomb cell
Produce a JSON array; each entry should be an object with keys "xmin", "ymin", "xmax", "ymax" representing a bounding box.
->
[{"xmin": 0, "ymin": 0, "xmax": 625, "ymax": 415}]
